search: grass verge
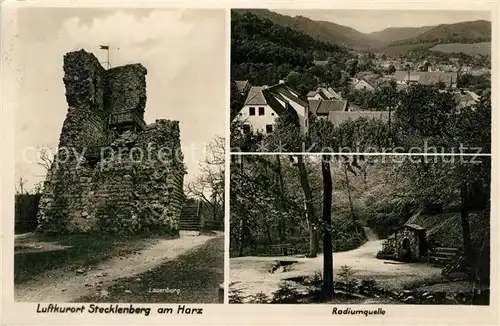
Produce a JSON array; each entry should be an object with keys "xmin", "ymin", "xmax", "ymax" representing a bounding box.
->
[
  {"xmin": 76, "ymin": 236, "xmax": 224, "ymax": 303},
  {"xmin": 15, "ymin": 233, "xmax": 164, "ymax": 284}
]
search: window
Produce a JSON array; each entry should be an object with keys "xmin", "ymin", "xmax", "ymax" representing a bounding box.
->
[
  {"xmin": 266, "ymin": 124, "xmax": 273, "ymax": 133},
  {"xmin": 249, "ymin": 107, "xmax": 255, "ymax": 116},
  {"xmin": 243, "ymin": 124, "xmax": 251, "ymax": 134},
  {"xmin": 259, "ymin": 107, "xmax": 265, "ymax": 116},
  {"xmin": 271, "ymin": 112, "xmax": 275, "ymax": 116}
]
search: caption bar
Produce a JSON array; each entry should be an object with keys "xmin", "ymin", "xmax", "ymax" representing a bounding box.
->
[
  {"xmin": 332, "ymin": 307, "xmax": 386, "ymax": 317},
  {"xmin": 36, "ymin": 304, "xmax": 203, "ymax": 316}
]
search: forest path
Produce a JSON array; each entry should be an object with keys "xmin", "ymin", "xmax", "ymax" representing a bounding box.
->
[
  {"xmin": 15, "ymin": 232, "xmax": 222, "ymax": 302},
  {"xmin": 230, "ymin": 227, "xmax": 442, "ymax": 301}
]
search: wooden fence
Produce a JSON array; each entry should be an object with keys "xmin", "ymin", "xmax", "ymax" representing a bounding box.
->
[{"xmin": 15, "ymin": 194, "xmax": 41, "ymax": 234}]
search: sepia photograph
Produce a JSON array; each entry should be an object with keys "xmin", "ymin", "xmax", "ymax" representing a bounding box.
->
[
  {"xmin": 13, "ymin": 7, "xmax": 225, "ymax": 303},
  {"xmin": 229, "ymin": 9, "xmax": 491, "ymax": 154},
  {"xmin": 229, "ymin": 154, "xmax": 490, "ymax": 305}
]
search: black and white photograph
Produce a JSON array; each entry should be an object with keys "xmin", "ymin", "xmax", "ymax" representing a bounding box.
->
[
  {"xmin": 229, "ymin": 154, "xmax": 491, "ymax": 305},
  {"xmin": 13, "ymin": 7, "xmax": 225, "ymax": 303},
  {"xmin": 230, "ymin": 9, "xmax": 491, "ymax": 154}
]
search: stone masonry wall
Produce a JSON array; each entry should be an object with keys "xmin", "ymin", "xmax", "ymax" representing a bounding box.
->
[
  {"xmin": 395, "ymin": 228, "xmax": 421, "ymax": 261},
  {"xmin": 37, "ymin": 50, "xmax": 186, "ymax": 235},
  {"xmin": 105, "ymin": 64, "xmax": 147, "ymax": 117}
]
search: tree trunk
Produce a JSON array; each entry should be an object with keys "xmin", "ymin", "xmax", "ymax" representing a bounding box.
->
[
  {"xmin": 238, "ymin": 218, "xmax": 246, "ymax": 257},
  {"xmin": 322, "ymin": 155, "xmax": 334, "ymax": 300},
  {"xmin": 343, "ymin": 165, "xmax": 356, "ymax": 220},
  {"xmin": 460, "ymin": 179, "xmax": 473, "ymax": 264},
  {"xmin": 296, "ymin": 155, "xmax": 318, "ymax": 258},
  {"xmin": 237, "ymin": 158, "xmax": 246, "ymax": 257},
  {"xmin": 276, "ymin": 155, "xmax": 287, "ymax": 255}
]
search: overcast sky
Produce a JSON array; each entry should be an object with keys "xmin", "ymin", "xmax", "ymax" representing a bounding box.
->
[
  {"xmin": 14, "ymin": 8, "xmax": 226, "ymax": 190},
  {"xmin": 274, "ymin": 10, "xmax": 491, "ymax": 33}
]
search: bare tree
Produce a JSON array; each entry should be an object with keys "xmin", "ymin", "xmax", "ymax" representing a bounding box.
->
[
  {"xmin": 37, "ymin": 146, "xmax": 54, "ymax": 173},
  {"xmin": 186, "ymin": 136, "xmax": 225, "ymax": 225},
  {"xmin": 16, "ymin": 175, "xmax": 26, "ymax": 195}
]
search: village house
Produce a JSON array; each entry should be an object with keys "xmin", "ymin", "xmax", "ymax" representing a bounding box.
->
[
  {"xmin": 352, "ymin": 77, "xmax": 376, "ymax": 92},
  {"xmin": 351, "ymin": 72, "xmax": 382, "ymax": 92},
  {"xmin": 455, "ymin": 90, "xmax": 481, "ymax": 109},
  {"xmin": 308, "ymin": 98, "xmax": 349, "ymax": 120},
  {"xmin": 393, "ymin": 70, "xmax": 458, "ymax": 88},
  {"xmin": 306, "ymin": 87, "xmax": 342, "ymax": 101},
  {"xmin": 234, "ymin": 81, "xmax": 309, "ymax": 135}
]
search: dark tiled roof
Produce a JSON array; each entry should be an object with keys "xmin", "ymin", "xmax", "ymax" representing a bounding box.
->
[
  {"xmin": 309, "ymin": 99, "xmax": 348, "ymax": 115},
  {"xmin": 269, "ymin": 84, "xmax": 308, "ymax": 107},
  {"xmin": 261, "ymin": 89, "xmax": 287, "ymax": 116},
  {"xmin": 328, "ymin": 110, "xmax": 389, "ymax": 127}
]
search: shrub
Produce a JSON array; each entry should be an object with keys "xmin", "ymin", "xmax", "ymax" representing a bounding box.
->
[{"xmin": 271, "ymin": 281, "xmax": 300, "ymax": 303}]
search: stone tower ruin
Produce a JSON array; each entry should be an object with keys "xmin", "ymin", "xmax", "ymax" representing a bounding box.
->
[{"xmin": 37, "ymin": 49, "xmax": 186, "ymax": 235}]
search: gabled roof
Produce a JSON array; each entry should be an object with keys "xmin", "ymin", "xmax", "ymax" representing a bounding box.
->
[
  {"xmin": 244, "ymin": 86, "xmax": 267, "ymax": 105},
  {"xmin": 235, "ymin": 80, "xmax": 250, "ymax": 93},
  {"xmin": 307, "ymin": 87, "xmax": 341, "ymax": 100},
  {"xmin": 328, "ymin": 110, "xmax": 390, "ymax": 127},
  {"xmin": 354, "ymin": 78, "xmax": 376, "ymax": 89}
]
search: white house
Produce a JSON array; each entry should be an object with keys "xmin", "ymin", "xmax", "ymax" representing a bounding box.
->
[{"xmin": 234, "ymin": 81, "xmax": 309, "ymax": 135}]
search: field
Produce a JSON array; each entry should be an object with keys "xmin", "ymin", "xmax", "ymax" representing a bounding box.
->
[{"xmin": 430, "ymin": 42, "xmax": 491, "ymax": 56}]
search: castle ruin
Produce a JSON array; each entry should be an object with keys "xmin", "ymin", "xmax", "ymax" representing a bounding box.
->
[{"xmin": 37, "ymin": 49, "xmax": 186, "ymax": 235}]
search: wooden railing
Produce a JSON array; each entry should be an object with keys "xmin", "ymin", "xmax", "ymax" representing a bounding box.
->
[
  {"xmin": 196, "ymin": 200, "xmax": 201, "ymax": 217},
  {"xmin": 109, "ymin": 110, "xmax": 146, "ymax": 131}
]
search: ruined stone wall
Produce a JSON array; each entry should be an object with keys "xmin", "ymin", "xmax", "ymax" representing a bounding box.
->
[
  {"xmin": 37, "ymin": 50, "xmax": 186, "ymax": 235},
  {"xmin": 105, "ymin": 64, "xmax": 147, "ymax": 117}
]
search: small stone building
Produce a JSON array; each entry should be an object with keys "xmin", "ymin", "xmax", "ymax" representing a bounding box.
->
[
  {"xmin": 36, "ymin": 50, "xmax": 186, "ymax": 235},
  {"xmin": 378, "ymin": 223, "xmax": 427, "ymax": 262},
  {"xmin": 394, "ymin": 224, "xmax": 427, "ymax": 262}
]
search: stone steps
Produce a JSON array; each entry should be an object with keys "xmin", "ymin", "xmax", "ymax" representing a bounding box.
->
[{"xmin": 179, "ymin": 201, "xmax": 201, "ymax": 232}]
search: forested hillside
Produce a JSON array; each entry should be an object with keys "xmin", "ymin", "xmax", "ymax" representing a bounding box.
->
[
  {"xmin": 383, "ymin": 20, "xmax": 491, "ymax": 55},
  {"xmin": 233, "ymin": 9, "xmax": 379, "ymax": 50},
  {"xmin": 368, "ymin": 26, "xmax": 435, "ymax": 45},
  {"xmin": 231, "ymin": 11, "xmax": 354, "ymax": 97}
]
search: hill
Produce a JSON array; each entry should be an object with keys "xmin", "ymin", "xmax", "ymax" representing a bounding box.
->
[
  {"xmin": 430, "ymin": 42, "xmax": 491, "ymax": 56},
  {"xmin": 369, "ymin": 26, "xmax": 435, "ymax": 45},
  {"xmin": 384, "ymin": 20, "xmax": 491, "ymax": 54},
  {"xmin": 232, "ymin": 9, "xmax": 379, "ymax": 50}
]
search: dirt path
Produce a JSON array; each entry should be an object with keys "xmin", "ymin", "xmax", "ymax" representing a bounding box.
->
[
  {"xmin": 16, "ymin": 232, "xmax": 223, "ymax": 302},
  {"xmin": 230, "ymin": 228, "xmax": 442, "ymax": 300}
]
